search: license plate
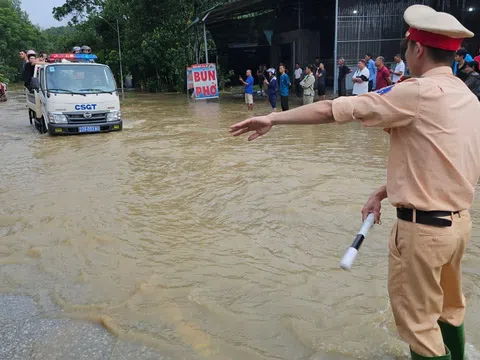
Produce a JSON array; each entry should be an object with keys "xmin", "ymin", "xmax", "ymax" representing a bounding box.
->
[{"xmin": 78, "ymin": 126, "xmax": 100, "ymax": 133}]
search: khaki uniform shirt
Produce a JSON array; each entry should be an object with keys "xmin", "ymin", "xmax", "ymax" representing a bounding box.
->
[
  {"xmin": 332, "ymin": 66, "xmax": 480, "ymax": 211},
  {"xmin": 300, "ymin": 74, "xmax": 315, "ymax": 96}
]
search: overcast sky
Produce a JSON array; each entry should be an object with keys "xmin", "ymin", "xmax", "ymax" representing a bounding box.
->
[{"xmin": 21, "ymin": 0, "xmax": 69, "ymax": 29}]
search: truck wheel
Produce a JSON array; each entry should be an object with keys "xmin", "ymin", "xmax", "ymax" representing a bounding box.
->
[
  {"xmin": 29, "ymin": 110, "xmax": 33, "ymax": 125},
  {"xmin": 39, "ymin": 117, "xmax": 47, "ymax": 134}
]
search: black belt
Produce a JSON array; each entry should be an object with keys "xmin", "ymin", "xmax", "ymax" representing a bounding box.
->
[{"xmin": 396, "ymin": 208, "xmax": 459, "ymax": 227}]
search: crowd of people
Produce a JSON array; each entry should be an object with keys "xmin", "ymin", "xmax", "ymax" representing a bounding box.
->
[
  {"xmin": 454, "ymin": 48, "xmax": 480, "ymax": 99},
  {"xmin": 19, "ymin": 46, "xmax": 93, "ymax": 88},
  {"xmin": 241, "ymin": 58, "xmax": 327, "ymax": 112},
  {"xmin": 241, "ymin": 45, "xmax": 480, "ymax": 112}
]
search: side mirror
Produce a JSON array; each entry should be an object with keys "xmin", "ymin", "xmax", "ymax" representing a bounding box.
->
[{"xmin": 30, "ymin": 78, "xmax": 40, "ymax": 91}]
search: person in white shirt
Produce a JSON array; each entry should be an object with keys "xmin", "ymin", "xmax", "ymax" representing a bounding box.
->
[
  {"xmin": 390, "ymin": 54, "xmax": 405, "ymax": 84},
  {"xmin": 294, "ymin": 63, "xmax": 303, "ymax": 97},
  {"xmin": 352, "ymin": 59, "xmax": 370, "ymax": 95}
]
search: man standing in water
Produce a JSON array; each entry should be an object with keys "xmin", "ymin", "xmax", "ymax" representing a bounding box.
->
[
  {"xmin": 264, "ymin": 68, "xmax": 277, "ymax": 112},
  {"xmin": 279, "ymin": 65, "xmax": 291, "ymax": 111},
  {"xmin": 231, "ymin": 5, "xmax": 479, "ymax": 360},
  {"xmin": 316, "ymin": 63, "xmax": 327, "ymax": 101},
  {"xmin": 300, "ymin": 65, "xmax": 315, "ymax": 105},
  {"xmin": 294, "ymin": 63, "xmax": 303, "ymax": 97},
  {"xmin": 257, "ymin": 65, "xmax": 265, "ymax": 95},
  {"xmin": 390, "ymin": 54, "xmax": 406, "ymax": 84},
  {"xmin": 239, "ymin": 70, "xmax": 254, "ymax": 111},
  {"xmin": 375, "ymin": 56, "xmax": 392, "ymax": 90},
  {"xmin": 337, "ymin": 58, "xmax": 351, "ymax": 97},
  {"xmin": 365, "ymin": 53, "xmax": 376, "ymax": 91}
]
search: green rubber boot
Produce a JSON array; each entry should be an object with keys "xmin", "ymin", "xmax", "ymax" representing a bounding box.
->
[
  {"xmin": 410, "ymin": 347, "xmax": 451, "ymax": 360},
  {"xmin": 438, "ymin": 321, "xmax": 465, "ymax": 360}
]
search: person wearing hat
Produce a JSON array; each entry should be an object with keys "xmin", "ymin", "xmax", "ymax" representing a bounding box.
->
[
  {"xmin": 72, "ymin": 46, "xmax": 81, "ymax": 54},
  {"xmin": 23, "ymin": 51, "xmax": 37, "ymax": 88},
  {"xmin": 81, "ymin": 45, "xmax": 92, "ymax": 54},
  {"xmin": 230, "ymin": 5, "xmax": 480, "ymax": 360},
  {"xmin": 264, "ymin": 68, "xmax": 277, "ymax": 112}
]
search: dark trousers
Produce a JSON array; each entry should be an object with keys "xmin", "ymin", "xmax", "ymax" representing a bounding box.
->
[
  {"xmin": 258, "ymin": 76, "xmax": 265, "ymax": 91},
  {"xmin": 268, "ymin": 94, "xmax": 277, "ymax": 109},
  {"xmin": 295, "ymin": 79, "xmax": 302, "ymax": 97},
  {"xmin": 368, "ymin": 80, "xmax": 373, "ymax": 92},
  {"xmin": 281, "ymin": 95, "xmax": 289, "ymax": 111},
  {"xmin": 338, "ymin": 79, "xmax": 346, "ymax": 97}
]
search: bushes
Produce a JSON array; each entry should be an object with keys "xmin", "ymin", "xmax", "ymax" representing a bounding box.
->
[{"xmin": 0, "ymin": 63, "xmax": 16, "ymax": 83}]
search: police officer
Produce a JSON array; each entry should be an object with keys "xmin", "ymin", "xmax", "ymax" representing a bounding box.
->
[{"xmin": 230, "ymin": 5, "xmax": 479, "ymax": 360}]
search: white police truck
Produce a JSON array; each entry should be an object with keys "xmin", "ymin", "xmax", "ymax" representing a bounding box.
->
[{"xmin": 27, "ymin": 53, "xmax": 122, "ymax": 135}]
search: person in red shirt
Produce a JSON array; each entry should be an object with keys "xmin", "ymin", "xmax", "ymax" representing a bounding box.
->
[
  {"xmin": 474, "ymin": 47, "xmax": 480, "ymax": 65},
  {"xmin": 375, "ymin": 56, "xmax": 392, "ymax": 90}
]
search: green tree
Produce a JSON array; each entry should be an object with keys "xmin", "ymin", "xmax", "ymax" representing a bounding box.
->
[
  {"xmin": 0, "ymin": 0, "xmax": 49, "ymax": 82},
  {"xmin": 52, "ymin": 0, "xmax": 228, "ymax": 92}
]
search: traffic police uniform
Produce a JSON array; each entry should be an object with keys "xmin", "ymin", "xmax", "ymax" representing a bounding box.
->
[{"xmin": 332, "ymin": 5, "xmax": 480, "ymax": 360}]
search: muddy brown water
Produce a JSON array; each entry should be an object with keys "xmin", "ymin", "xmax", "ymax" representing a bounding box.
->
[{"xmin": 1, "ymin": 91, "xmax": 479, "ymax": 360}]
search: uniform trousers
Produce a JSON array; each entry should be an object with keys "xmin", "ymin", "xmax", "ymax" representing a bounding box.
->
[
  {"xmin": 303, "ymin": 94, "xmax": 314, "ymax": 105},
  {"xmin": 388, "ymin": 210, "xmax": 471, "ymax": 357}
]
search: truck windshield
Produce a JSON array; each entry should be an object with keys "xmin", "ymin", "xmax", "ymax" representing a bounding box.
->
[{"xmin": 46, "ymin": 65, "xmax": 117, "ymax": 94}]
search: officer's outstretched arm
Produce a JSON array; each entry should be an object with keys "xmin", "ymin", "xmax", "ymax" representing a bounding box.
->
[
  {"xmin": 271, "ymin": 100, "xmax": 335, "ymax": 125},
  {"xmin": 231, "ymin": 80, "xmax": 420, "ymax": 141},
  {"xmin": 333, "ymin": 79, "xmax": 420, "ymax": 128},
  {"xmin": 230, "ymin": 101, "xmax": 335, "ymax": 141}
]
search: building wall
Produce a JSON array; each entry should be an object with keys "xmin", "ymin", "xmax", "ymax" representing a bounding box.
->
[{"xmin": 271, "ymin": 29, "xmax": 321, "ymax": 69}]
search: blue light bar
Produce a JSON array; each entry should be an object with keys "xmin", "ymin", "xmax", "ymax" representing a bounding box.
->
[{"xmin": 75, "ymin": 54, "xmax": 98, "ymax": 60}]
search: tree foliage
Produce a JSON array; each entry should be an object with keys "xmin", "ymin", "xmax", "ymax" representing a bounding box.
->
[
  {"xmin": 52, "ymin": 0, "xmax": 229, "ymax": 91},
  {"xmin": 53, "ymin": 0, "xmax": 104, "ymax": 25},
  {"xmin": 0, "ymin": 0, "xmax": 48, "ymax": 82},
  {"xmin": 0, "ymin": 0, "xmax": 78, "ymax": 82},
  {"xmin": 0, "ymin": 0, "xmax": 229, "ymax": 90}
]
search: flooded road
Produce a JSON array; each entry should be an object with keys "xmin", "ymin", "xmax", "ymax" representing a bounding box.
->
[{"xmin": 1, "ymin": 91, "xmax": 480, "ymax": 360}]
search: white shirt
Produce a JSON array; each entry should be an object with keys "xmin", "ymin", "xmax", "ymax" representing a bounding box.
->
[
  {"xmin": 352, "ymin": 67, "xmax": 370, "ymax": 95},
  {"xmin": 294, "ymin": 68, "xmax": 303, "ymax": 79},
  {"xmin": 392, "ymin": 60, "xmax": 405, "ymax": 83}
]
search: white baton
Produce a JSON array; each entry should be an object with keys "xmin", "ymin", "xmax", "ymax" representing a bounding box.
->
[{"xmin": 340, "ymin": 213, "xmax": 375, "ymax": 271}]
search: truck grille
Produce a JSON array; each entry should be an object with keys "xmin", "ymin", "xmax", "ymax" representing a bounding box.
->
[{"xmin": 64, "ymin": 112, "xmax": 108, "ymax": 124}]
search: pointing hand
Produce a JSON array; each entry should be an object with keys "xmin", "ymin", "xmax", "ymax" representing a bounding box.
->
[{"xmin": 230, "ymin": 116, "xmax": 273, "ymax": 141}]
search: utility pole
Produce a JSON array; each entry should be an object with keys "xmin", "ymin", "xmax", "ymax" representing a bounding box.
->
[
  {"xmin": 194, "ymin": 0, "xmax": 200, "ymax": 64},
  {"xmin": 202, "ymin": 12, "xmax": 210, "ymax": 64},
  {"xmin": 99, "ymin": 16, "xmax": 125, "ymax": 101},
  {"xmin": 117, "ymin": 19, "xmax": 125, "ymax": 101},
  {"xmin": 333, "ymin": 0, "xmax": 339, "ymax": 96}
]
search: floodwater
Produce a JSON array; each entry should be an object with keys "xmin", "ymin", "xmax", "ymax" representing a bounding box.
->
[{"xmin": 1, "ymin": 91, "xmax": 480, "ymax": 360}]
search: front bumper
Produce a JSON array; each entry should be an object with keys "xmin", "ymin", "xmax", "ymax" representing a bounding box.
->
[{"xmin": 47, "ymin": 121, "xmax": 122, "ymax": 135}]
